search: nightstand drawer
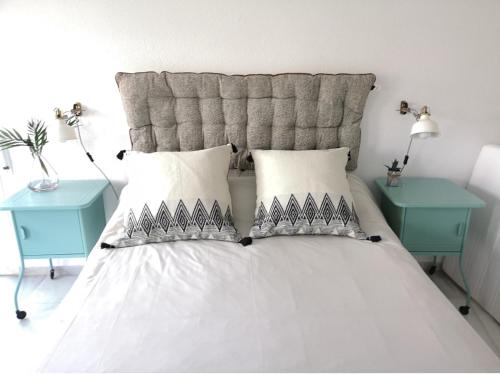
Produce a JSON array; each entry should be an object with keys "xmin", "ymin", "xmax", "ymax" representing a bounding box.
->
[
  {"xmin": 402, "ymin": 208, "xmax": 469, "ymax": 252},
  {"xmin": 13, "ymin": 210, "xmax": 84, "ymax": 257}
]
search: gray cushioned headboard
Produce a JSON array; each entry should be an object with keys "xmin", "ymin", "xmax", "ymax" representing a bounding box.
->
[{"xmin": 115, "ymin": 71, "xmax": 375, "ymax": 170}]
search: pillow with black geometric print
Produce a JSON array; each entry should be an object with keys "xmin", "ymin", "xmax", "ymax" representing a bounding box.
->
[
  {"xmin": 249, "ymin": 148, "xmax": 367, "ymax": 240},
  {"xmin": 110, "ymin": 145, "xmax": 240, "ymax": 248}
]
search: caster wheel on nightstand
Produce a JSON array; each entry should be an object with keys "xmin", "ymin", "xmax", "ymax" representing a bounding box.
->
[
  {"xmin": 16, "ymin": 310, "xmax": 27, "ymax": 320},
  {"xmin": 50, "ymin": 269, "xmax": 55, "ymax": 279},
  {"xmin": 459, "ymin": 306, "xmax": 470, "ymax": 315},
  {"xmin": 428, "ymin": 266, "xmax": 436, "ymax": 275}
]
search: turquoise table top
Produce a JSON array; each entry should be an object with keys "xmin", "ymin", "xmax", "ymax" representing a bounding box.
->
[
  {"xmin": 0, "ymin": 180, "xmax": 109, "ymax": 211},
  {"xmin": 375, "ymin": 177, "xmax": 485, "ymax": 208}
]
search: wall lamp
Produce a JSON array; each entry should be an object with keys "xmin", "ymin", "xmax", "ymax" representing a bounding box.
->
[
  {"xmin": 399, "ymin": 100, "xmax": 439, "ymax": 139},
  {"xmin": 51, "ymin": 102, "xmax": 120, "ymax": 199},
  {"xmin": 53, "ymin": 102, "xmax": 83, "ymax": 142},
  {"xmin": 386, "ymin": 101, "xmax": 440, "ymax": 186}
]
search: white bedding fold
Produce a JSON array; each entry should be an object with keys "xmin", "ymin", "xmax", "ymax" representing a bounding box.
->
[{"xmin": 39, "ymin": 175, "xmax": 500, "ymax": 372}]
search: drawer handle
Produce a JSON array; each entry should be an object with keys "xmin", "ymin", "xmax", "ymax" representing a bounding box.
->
[
  {"xmin": 457, "ymin": 223, "xmax": 465, "ymax": 236},
  {"xmin": 20, "ymin": 226, "xmax": 29, "ymax": 240}
]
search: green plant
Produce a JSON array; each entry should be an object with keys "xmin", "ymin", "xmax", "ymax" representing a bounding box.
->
[
  {"xmin": 385, "ymin": 159, "xmax": 401, "ymax": 172},
  {"xmin": 0, "ymin": 119, "xmax": 49, "ymax": 173},
  {"xmin": 0, "ymin": 119, "xmax": 49, "ymax": 155}
]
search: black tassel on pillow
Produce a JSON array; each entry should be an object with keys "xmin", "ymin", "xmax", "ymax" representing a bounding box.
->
[
  {"xmin": 116, "ymin": 150, "xmax": 126, "ymax": 160},
  {"xmin": 239, "ymin": 237, "xmax": 253, "ymax": 246}
]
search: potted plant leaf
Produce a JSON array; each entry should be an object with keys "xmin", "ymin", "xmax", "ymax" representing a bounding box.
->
[
  {"xmin": 0, "ymin": 120, "xmax": 58, "ymax": 191},
  {"xmin": 385, "ymin": 159, "xmax": 402, "ymax": 187}
]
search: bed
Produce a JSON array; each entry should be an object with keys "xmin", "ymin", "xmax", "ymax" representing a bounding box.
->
[{"xmin": 40, "ymin": 72, "xmax": 500, "ymax": 372}]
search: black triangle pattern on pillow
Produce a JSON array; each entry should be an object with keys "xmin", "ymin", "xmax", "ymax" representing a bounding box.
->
[
  {"xmin": 126, "ymin": 199, "xmax": 236, "ymax": 239},
  {"xmin": 254, "ymin": 193, "xmax": 360, "ymax": 229}
]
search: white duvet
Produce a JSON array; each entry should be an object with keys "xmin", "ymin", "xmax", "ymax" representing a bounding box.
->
[{"xmin": 40, "ymin": 175, "xmax": 500, "ymax": 372}]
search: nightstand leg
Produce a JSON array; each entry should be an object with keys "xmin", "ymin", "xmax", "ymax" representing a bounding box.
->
[
  {"xmin": 49, "ymin": 258, "xmax": 55, "ymax": 279},
  {"xmin": 459, "ymin": 252, "xmax": 471, "ymax": 315},
  {"xmin": 429, "ymin": 256, "xmax": 438, "ymax": 275},
  {"xmin": 14, "ymin": 259, "xmax": 26, "ymax": 319}
]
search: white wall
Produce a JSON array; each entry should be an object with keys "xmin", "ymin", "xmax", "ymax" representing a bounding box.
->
[
  {"xmin": 0, "ymin": 0, "xmax": 499, "ymax": 266},
  {"xmin": 2, "ymin": 0, "xmax": 500, "ymax": 187}
]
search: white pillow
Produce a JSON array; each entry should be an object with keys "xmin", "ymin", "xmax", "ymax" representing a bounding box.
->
[
  {"xmin": 110, "ymin": 145, "xmax": 240, "ymax": 247},
  {"xmin": 249, "ymin": 148, "xmax": 367, "ymax": 240}
]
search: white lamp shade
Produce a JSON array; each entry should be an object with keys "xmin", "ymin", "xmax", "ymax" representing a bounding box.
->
[
  {"xmin": 56, "ymin": 118, "xmax": 77, "ymax": 142},
  {"xmin": 410, "ymin": 113, "xmax": 439, "ymax": 139}
]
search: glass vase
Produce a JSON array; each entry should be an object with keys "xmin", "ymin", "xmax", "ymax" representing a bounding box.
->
[
  {"xmin": 386, "ymin": 170, "xmax": 402, "ymax": 187},
  {"xmin": 28, "ymin": 153, "xmax": 59, "ymax": 192}
]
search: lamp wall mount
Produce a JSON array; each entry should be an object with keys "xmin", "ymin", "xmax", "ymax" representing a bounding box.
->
[
  {"xmin": 54, "ymin": 102, "xmax": 83, "ymax": 120},
  {"xmin": 399, "ymin": 100, "xmax": 430, "ymax": 120},
  {"xmin": 399, "ymin": 100, "xmax": 410, "ymax": 115}
]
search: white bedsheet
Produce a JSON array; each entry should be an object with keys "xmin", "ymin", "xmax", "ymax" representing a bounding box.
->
[{"xmin": 40, "ymin": 175, "xmax": 500, "ymax": 372}]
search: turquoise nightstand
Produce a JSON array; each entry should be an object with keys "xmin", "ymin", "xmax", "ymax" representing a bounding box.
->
[
  {"xmin": 0, "ymin": 180, "xmax": 108, "ymax": 319},
  {"xmin": 376, "ymin": 177, "xmax": 485, "ymax": 316}
]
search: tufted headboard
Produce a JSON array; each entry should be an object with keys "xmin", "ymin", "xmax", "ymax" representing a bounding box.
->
[{"xmin": 115, "ymin": 71, "xmax": 375, "ymax": 170}]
